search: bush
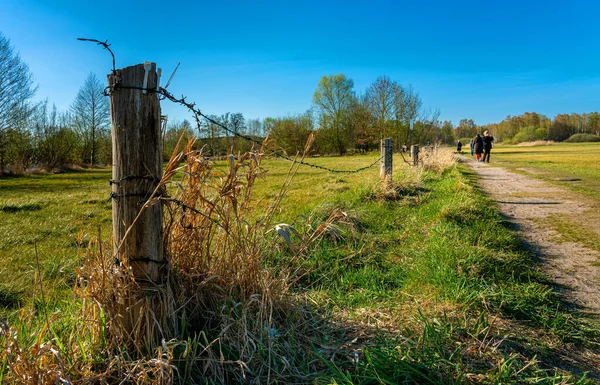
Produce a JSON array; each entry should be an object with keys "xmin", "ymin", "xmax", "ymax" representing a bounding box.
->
[
  {"xmin": 564, "ymin": 133, "xmax": 600, "ymax": 142},
  {"xmin": 511, "ymin": 132, "xmax": 529, "ymax": 144},
  {"xmin": 533, "ymin": 127, "xmax": 547, "ymax": 140}
]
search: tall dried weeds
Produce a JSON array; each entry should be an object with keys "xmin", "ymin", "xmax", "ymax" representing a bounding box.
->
[
  {"xmin": 1, "ymin": 133, "xmax": 361, "ymax": 383},
  {"xmin": 71, "ymin": 135, "xmax": 324, "ymax": 383}
]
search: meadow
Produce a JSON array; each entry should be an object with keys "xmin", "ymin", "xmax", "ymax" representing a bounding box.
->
[
  {"xmin": 491, "ymin": 142, "xmax": 600, "ymax": 197},
  {"xmin": 490, "ymin": 142, "xmax": 600, "ymax": 253},
  {"xmin": 1, "ymin": 148, "xmax": 599, "ymax": 384}
]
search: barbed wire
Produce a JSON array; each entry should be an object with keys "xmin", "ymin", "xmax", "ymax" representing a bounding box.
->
[
  {"xmin": 108, "ymin": 82, "xmax": 385, "ymax": 173},
  {"xmin": 77, "ymin": 38, "xmax": 116, "ymax": 73},
  {"xmin": 79, "ymin": 37, "xmax": 385, "ymax": 174}
]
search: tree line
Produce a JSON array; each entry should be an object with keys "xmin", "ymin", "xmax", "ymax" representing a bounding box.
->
[
  {"xmin": 480, "ymin": 112, "xmax": 600, "ymax": 143},
  {"xmin": 4, "ymin": 30, "xmax": 599, "ymax": 175},
  {"xmin": 451, "ymin": 112, "xmax": 600, "ymax": 144},
  {"xmin": 1, "ymin": 32, "xmax": 112, "ymax": 174},
  {"xmin": 1, "ymin": 31, "xmax": 448, "ymax": 174},
  {"xmin": 169, "ymin": 74, "xmax": 447, "ymax": 157}
]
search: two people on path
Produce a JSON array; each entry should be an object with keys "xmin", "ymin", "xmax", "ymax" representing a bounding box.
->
[{"xmin": 472, "ymin": 130, "xmax": 494, "ymax": 163}]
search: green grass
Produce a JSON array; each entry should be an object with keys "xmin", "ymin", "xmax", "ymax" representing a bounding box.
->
[
  {"xmin": 487, "ymin": 142, "xmax": 600, "ymax": 256},
  {"xmin": 1, "ymin": 154, "xmax": 599, "ymax": 383},
  {"xmin": 0, "ymin": 169, "xmax": 112, "ymax": 319},
  {"xmin": 490, "ymin": 142, "xmax": 600, "ymax": 197}
]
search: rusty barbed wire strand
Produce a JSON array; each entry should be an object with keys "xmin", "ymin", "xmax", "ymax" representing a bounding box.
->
[
  {"xmin": 79, "ymin": 38, "xmax": 384, "ymax": 174},
  {"xmin": 109, "ymin": 82, "xmax": 385, "ymax": 174},
  {"xmin": 109, "ymin": 175, "xmax": 161, "ymax": 185},
  {"xmin": 77, "ymin": 38, "xmax": 116, "ymax": 73}
]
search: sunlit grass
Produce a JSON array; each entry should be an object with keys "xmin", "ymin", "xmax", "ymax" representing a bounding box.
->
[
  {"xmin": 491, "ymin": 142, "xmax": 600, "ymax": 259},
  {"xmin": 492, "ymin": 142, "xmax": 600, "ymax": 197},
  {"xmin": 1, "ymin": 150, "xmax": 599, "ymax": 383}
]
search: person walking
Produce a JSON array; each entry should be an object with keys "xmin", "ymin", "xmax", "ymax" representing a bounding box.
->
[
  {"xmin": 456, "ymin": 140, "xmax": 463, "ymax": 153},
  {"xmin": 482, "ymin": 130, "xmax": 494, "ymax": 163},
  {"xmin": 469, "ymin": 138, "xmax": 474, "ymax": 156},
  {"xmin": 473, "ymin": 133, "xmax": 483, "ymax": 162}
]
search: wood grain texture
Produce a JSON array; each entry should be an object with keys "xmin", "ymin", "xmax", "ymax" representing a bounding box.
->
[{"xmin": 108, "ymin": 63, "xmax": 164, "ymax": 284}]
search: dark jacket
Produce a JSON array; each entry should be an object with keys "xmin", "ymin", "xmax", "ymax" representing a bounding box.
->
[
  {"xmin": 473, "ymin": 135, "xmax": 483, "ymax": 154},
  {"xmin": 482, "ymin": 135, "xmax": 494, "ymax": 149}
]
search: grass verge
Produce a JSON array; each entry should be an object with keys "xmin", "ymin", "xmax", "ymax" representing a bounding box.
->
[{"xmin": 1, "ymin": 146, "xmax": 599, "ymax": 383}]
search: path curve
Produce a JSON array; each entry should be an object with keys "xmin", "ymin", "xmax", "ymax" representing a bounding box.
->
[{"xmin": 466, "ymin": 159, "xmax": 600, "ymax": 315}]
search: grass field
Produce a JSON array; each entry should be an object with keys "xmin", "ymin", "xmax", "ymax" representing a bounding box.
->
[
  {"xmin": 1, "ymin": 150, "xmax": 599, "ymax": 383},
  {"xmin": 488, "ymin": 142, "xmax": 600, "ymax": 253},
  {"xmin": 491, "ymin": 142, "xmax": 600, "ymax": 197}
]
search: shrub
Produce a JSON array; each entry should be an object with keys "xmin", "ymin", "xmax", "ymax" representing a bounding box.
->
[
  {"xmin": 511, "ymin": 132, "xmax": 529, "ymax": 144},
  {"xmin": 564, "ymin": 133, "xmax": 600, "ymax": 142}
]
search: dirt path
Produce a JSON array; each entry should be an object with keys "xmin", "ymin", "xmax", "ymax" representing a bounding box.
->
[{"xmin": 466, "ymin": 159, "xmax": 600, "ymax": 316}]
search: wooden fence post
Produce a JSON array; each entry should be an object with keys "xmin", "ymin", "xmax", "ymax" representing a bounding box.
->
[
  {"xmin": 380, "ymin": 138, "xmax": 393, "ymax": 184},
  {"xmin": 108, "ymin": 63, "xmax": 164, "ymax": 283},
  {"xmin": 411, "ymin": 145, "xmax": 419, "ymax": 166}
]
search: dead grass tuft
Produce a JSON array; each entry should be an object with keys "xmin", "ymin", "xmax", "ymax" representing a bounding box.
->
[
  {"xmin": 516, "ymin": 140, "xmax": 556, "ymax": 147},
  {"xmin": 420, "ymin": 145, "xmax": 457, "ymax": 173}
]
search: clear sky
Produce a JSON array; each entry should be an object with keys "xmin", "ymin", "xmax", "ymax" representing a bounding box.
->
[{"xmin": 1, "ymin": 0, "xmax": 599, "ymax": 126}]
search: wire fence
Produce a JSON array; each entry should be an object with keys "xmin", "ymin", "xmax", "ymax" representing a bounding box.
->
[{"xmin": 79, "ymin": 37, "xmax": 385, "ymax": 175}]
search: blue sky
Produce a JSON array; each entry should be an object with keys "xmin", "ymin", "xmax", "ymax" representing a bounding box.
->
[{"xmin": 1, "ymin": 0, "xmax": 599, "ymax": 126}]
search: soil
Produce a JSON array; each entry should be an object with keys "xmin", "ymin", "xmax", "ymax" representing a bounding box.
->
[{"xmin": 465, "ymin": 158, "xmax": 600, "ymax": 379}]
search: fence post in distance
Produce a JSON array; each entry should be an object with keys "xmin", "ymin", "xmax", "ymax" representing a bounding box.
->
[
  {"xmin": 411, "ymin": 145, "xmax": 420, "ymax": 167},
  {"xmin": 380, "ymin": 138, "xmax": 393, "ymax": 185}
]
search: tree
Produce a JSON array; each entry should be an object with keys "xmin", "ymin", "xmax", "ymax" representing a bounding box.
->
[
  {"xmin": 365, "ymin": 75, "xmax": 398, "ymax": 140},
  {"xmin": 230, "ymin": 112, "xmax": 245, "ymax": 149},
  {"xmin": 391, "ymin": 84, "xmax": 422, "ymax": 149},
  {"xmin": 348, "ymin": 95, "xmax": 376, "ymax": 152},
  {"xmin": 33, "ymin": 100, "xmax": 78, "ymax": 170},
  {"xmin": 439, "ymin": 121, "xmax": 454, "ymax": 145},
  {"xmin": 454, "ymin": 118, "xmax": 478, "ymax": 140},
  {"xmin": 0, "ymin": 32, "xmax": 36, "ymax": 174},
  {"xmin": 313, "ymin": 74, "xmax": 355, "ymax": 154},
  {"xmin": 247, "ymin": 118, "xmax": 264, "ymax": 137},
  {"xmin": 270, "ymin": 112, "xmax": 314, "ymax": 154},
  {"xmin": 70, "ymin": 72, "xmax": 110, "ymax": 166},
  {"xmin": 163, "ymin": 119, "xmax": 193, "ymax": 160}
]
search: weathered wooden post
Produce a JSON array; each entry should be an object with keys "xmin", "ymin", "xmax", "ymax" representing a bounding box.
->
[
  {"xmin": 108, "ymin": 62, "xmax": 164, "ymax": 283},
  {"xmin": 107, "ymin": 63, "xmax": 166, "ymax": 346},
  {"xmin": 411, "ymin": 145, "xmax": 419, "ymax": 167},
  {"xmin": 380, "ymin": 138, "xmax": 393, "ymax": 184}
]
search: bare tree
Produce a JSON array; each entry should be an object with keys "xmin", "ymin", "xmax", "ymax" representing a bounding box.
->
[
  {"xmin": 230, "ymin": 112, "xmax": 245, "ymax": 149},
  {"xmin": 393, "ymin": 84, "xmax": 423, "ymax": 148},
  {"xmin": 366, "ymin": 75, "xmax": 398, "ymax": 140},
  {"xmin": 0, "ymin": 32, "xmax": 36, "ymax": 174},
  {"xmin": 247, "ymin": 118, "xmax": 264, "ymax": 137},
  {"xmin": 70, "ymin": 72, "xmax": 110, "ymax": 166}
]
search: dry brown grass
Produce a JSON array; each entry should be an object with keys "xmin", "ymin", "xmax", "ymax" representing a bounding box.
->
[
  {"xmin": 420, "ymin": 145, "xmax": 458, "ymax": 173},
  {"xmin": 1, "ymin": 134, "xmax": 350, "ymax": 384},
  {"xmin": 515, "ymin": 140, "xmax": 556, "ymax": 146}
]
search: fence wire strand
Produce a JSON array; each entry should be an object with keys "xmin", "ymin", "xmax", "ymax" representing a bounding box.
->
[{"xmin": 79, "ymin": 37, "xmax": 385, "ymax": 174}]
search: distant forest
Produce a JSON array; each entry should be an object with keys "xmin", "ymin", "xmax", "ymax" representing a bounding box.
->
[{"xmin": 2, "ymin": 32, "xmax": 599, "ymax": 175}]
